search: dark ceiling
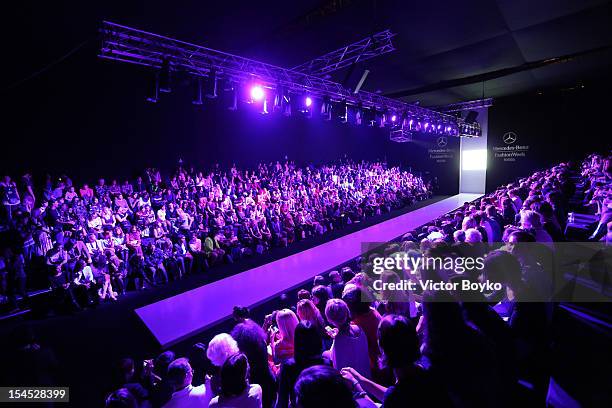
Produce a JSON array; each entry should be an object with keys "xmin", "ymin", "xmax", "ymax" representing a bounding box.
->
[{"xmin": 5, "ymin": 0, "xmax": 612, "ymax": 105}]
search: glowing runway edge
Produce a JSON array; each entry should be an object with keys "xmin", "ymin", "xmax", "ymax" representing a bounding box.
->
[{"xmin": 136, "ymin": 193, "xmax": 481, "ymax": 347}]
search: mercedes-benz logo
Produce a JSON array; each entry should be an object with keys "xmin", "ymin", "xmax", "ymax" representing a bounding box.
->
[
  {"xmin": 503, "ymin": 132, "xmax": 517, "ymax": 144},
  {"xmin": 437, "ymin": 136, "xmax": 448, "ymax": 147}
]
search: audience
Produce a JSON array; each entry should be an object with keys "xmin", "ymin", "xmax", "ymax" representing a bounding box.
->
[
  {"xmin": 0, "ymin": 159, "xmax": 429, "ymax": 310},
  {"xmin": 4, "ymin": 152, "xmax": 611, "ymax": 407}
]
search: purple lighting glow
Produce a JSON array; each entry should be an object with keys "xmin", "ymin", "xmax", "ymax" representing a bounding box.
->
[
  {"xmin": 250, "ymin": 85, "xmax": 265, "ymax": 101},
  {"xmin": 391, "ymin": 114, "xmax": 397, "ymax": 122},
  {"xmin": 305, "ymin": 96, "xmax": 313, "ymax": 107}
]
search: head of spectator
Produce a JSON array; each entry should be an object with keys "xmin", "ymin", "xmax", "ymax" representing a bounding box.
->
[
  {"xmin": 230, "ymin": 320, "xmax": 269, "ymax": 379},
  {"xmin": 313, "ymin": 275, "xmax": 326, "ymax": 287},
  {"xmin": 377, "ymin": 314, "xmax": 418, "ymax": 370},
  {"xmin": 207, "ymin": 333, "xmax": 239, "ymax": 367},
  {"xmin": 341, "ymin": 285, "xmax": 373, "ymax": 318},
  {"xmin": 276, "ymin": 308, "xmax": 299, "ymax": 344},
  {"xmin": 105, "ymin": 388, "xmax": 138, "ymax": 408},
  {"xmin": 465, "ymin": 228, "xmax": 483, "ymax": 243},
  {"xmin": 325, "ymin": 298, "xmax": 351, "ymax": 331},
  {"xmin": 340, "ymin": 267, "xmax": 355, "ymax": 283},
  {"xmin": 219, "ymin": 353, "xmax": 250, "ymax": 398},
  {"xmin": 462, "ymin": 216, "xmax": 478, "ymax": 230},
  {"xmin": 166, "ymin": 357, "xmax": 193, "ymax": 391},
  {"xmin": 453, "ymin": 229, "xmax": 466, "ymax": 243},
  {"xmin": 311, "ymin": 285, "xmax": 331, "ymax": 313},
  {"xmin": 294, "ymin": 365, "xmax": 356, "ymax": 408},
  {"xmin": 297, "ymin": 289, "xmax": 311, "ymax": 301},
  {"xmin": 297, "ymin": 299, "xmax": 325, "ymax": 331},
  {"xmin": 232, "ymin": 305, "xmax": 250, "ymax": 323},
  {"xmin": 484, "ymin": 250, "xmax": 522, "ymax": 293},
  {"xmin": 153, "ymin": 350, "xmax": 176, "ymax": 379},
  {"xmin": 520, "ymin": 210, "xmax": 543, "ymax": 230}
]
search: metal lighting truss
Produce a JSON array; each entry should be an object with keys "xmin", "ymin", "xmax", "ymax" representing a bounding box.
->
[
  {"xmin": 99, "ymin": 21, "xmax": 477, "ymax": 136},
  {"xmin": 430, "ymin": 98, "xmax": 494, "ymax": 113},
  {"xmin": 291, "ymin": 30, "xmax": 396, "ymax": 76}
]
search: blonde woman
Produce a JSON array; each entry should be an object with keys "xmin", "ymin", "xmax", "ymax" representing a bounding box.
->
[{"xmin": 272, "ymin": 309, "xmax": 299, "ymax": 364}]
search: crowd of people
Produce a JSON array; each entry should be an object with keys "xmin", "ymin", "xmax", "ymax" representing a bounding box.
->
[
  {"xmin": 94, "ymin": 153, "xmax": 609, "ymax": 408},
  {"xmin": 0, "ymin": 159, "xmax": 430, "ymax": 312}
]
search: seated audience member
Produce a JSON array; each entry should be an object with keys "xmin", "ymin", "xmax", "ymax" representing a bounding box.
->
[
  {"xmin": 311, "ymin": 285, "xmax": 332, "ymax": 322},
  {"xmin": 272, "ymin": 308, "xmax": 299, "ymax": 364},
  {"xmin": 207, "ymin": 333, "xmax": 240, "ymax": 368},
  {"xmin": 519, "ymin": 210, "xmax": 554, "ymax": 247},
  {"xmin": 277, "ymin": 321, "xmax": 331, "ymax": 408},
  {"xmin": 325, "ymin": 299, "xmax": 371, "ymax": 379},
  {"xmin": 110, "ymin": 358, "xmax": 150, "ymax": 406},
  {"xmin": 147, "ymin": 351, "xmax": 177, "ymax": 407},
  {"xmin": 231, "ymin": 320, "xmax": 277, "ymax": 408},
  {"xmin": 421, "ymin": 291, "xmax": 503, "ymax": 407},
  {"xmin": 294, "ymin": 365, "xmax": 376, "ymax": 408},
  {"xmin": 209, "ymin": 353, "xmax": 263, "ymax": 408},
  {"xmin": 341, "ymin": 286, "xmax": 382, "ymax": 379},
  {"xmin": 341, "ymin": 315, "xmax": 452, "ymax": 407},
  {"xmin": 296, "ymin": 299, "xmax": 327, "ymax": 340},
  {"xmin": 328, "ymin": 270, "xmax": 344, "ymax": 298},
  {"xmin": 162, "ymin": 358, "xmax": 212, "ymax": 408}
]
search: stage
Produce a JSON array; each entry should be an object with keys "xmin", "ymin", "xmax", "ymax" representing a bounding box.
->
[{"xmin": 136, "ymin": 193, "xmax": 481, "ymax": 347}]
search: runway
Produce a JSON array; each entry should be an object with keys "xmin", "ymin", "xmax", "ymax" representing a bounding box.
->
[{"xmin": 136, "ymin": 193, "xmax": 481, "ymax": 347}]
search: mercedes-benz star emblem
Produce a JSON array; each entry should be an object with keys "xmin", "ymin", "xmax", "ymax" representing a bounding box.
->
[
  {"xmin": 437, "ymin": 136, "xmax": 448, "ymax": 147},
  {"xmin": 503, "ymin": 132, "xmax": 517, "ymax": 144}
]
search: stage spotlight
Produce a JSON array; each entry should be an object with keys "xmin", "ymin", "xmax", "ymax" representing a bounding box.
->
[
  {"xmin": 336, "ymin": 100, "xmax": 348, "ymax": 123},
  {"xmin": 261, "ymin": 99, "xmax": 270, "ymax": 115},
  {"xmin": 365, "ymin": 108, "xmax": 377, "ymax": 127},
  {"xmin": 250, "ymin": 85, "xmax": 265, "ymax": 101},
  {"xmin": 146, "ymin": 74, "xmax": 159, "ymax": 103},
  {"xmin": 225, "ymin": 81, "xmax": 238, "ymax": 111},
  {"xmin": 321, "ymin": 97, "xmax": 332, "ymax": 121},
  {"xmin": 159, "ymin": 58, "xmax": 171, "ymax": 93},
  {"xmin": 355, "ymin": 103, "xmax": 363, "ymax": 125},
  {"xmin": 204, "ymin": 71, "xmax": 218, "ymax": 98},
  {"xmin": 391, "ymin": 114, "xmax": 397, "ymax": 123},
  {"xmin": 192, "ymin": 78, "xmax": 203, "ymax": 105},
  {"xmin": 282, "ymin": 93, "xmax": 291, "ymax": 116},
  {"xmin": 297, "ymin": 95, "xmax": 313, "ymax": 118}
]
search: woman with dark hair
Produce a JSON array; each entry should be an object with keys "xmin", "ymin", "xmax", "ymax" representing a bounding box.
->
[
  {"xmin": 231, "ymin": 320, "xmax": 277, "ymax": 408},
  {"xmin": 105, "ymin": 388, "xmax": 138, "ymax": 408},
  {"xmin": 209, "ymin": 353, "xmax": 262, "ymax": 408},
  {"xmin": 277, "ymin": 321, "xmax": 331, "ymax": 408},
  {"xmin": 311, "ymin": 285, "xmax": 331, "ymax": 323},
  {"xmin": 341, "ymin": 315, "xmax": 451, "ymax": 407},
  {"xmin": 421, "ymin": 291, "xmax": 503, "ymax": 407},
  {"xmin": 294, "ymin": 365, "xmax": 375, "ymax": 408}
]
